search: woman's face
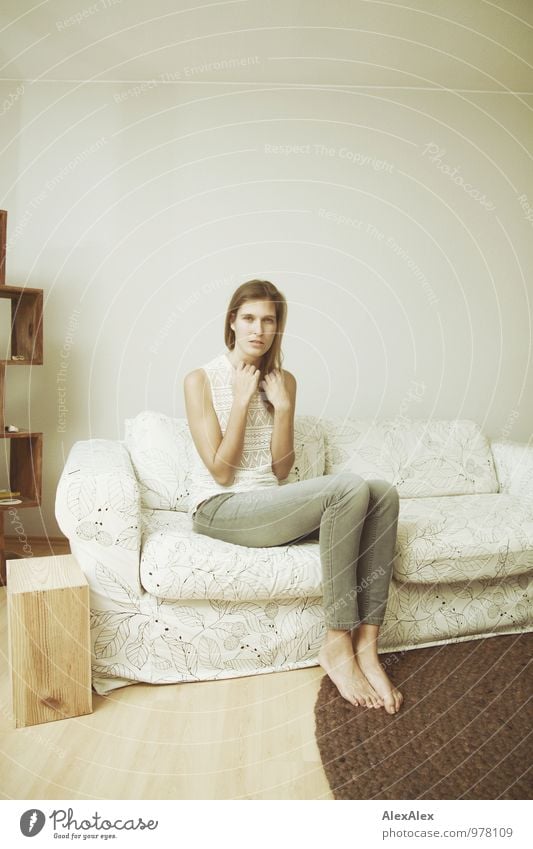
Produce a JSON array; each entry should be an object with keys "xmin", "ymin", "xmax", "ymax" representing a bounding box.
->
[{"xmin": 230, "ymin": 299, "xmax": 278, "ymax": 357}]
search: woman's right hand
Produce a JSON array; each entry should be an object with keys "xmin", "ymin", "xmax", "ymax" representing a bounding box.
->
[{"xmin": 231, "ymin": 361, "xmax": 261, "ymax": 406}]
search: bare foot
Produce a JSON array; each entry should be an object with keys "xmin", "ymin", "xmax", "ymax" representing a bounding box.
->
[
  {"xmin": 354, "ymin": 639, "xmax": 403, "ymax": 715},
  {"xmin": 318, "ymin": 630, "xmax": 385, "ymax": 709}
]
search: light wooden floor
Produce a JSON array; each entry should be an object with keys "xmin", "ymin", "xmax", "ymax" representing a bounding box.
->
[{"xmin": 0, "ymin": 539, "xmax": 332, "ymax": 800}]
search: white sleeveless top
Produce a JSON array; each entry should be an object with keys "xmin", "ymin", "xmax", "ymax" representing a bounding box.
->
[{"xmin": 188, "ymin": 351, "xmax": 280, "ymax": 518}]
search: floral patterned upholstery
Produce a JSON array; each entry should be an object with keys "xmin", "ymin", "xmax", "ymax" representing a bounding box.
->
[
  {"xmin": 322, "ymin": 417, "xmax": 499, "ymax": 496},
  {"xmin": 395, "ymin": 492, "xmax": 533, "ymax": 583},
  {"xmin": 140, "ymin": 508, "xmax": 322, "ymax": 600}
]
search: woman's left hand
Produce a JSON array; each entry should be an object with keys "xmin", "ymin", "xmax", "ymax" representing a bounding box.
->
[{"xmin": 260, "ymin": 369, "xmax": 291, "ymax": 410}]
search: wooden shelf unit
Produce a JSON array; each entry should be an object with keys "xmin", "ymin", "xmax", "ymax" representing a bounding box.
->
[{"xmin": 0, "ymin": 210, "xmax": 44, "ymax": 584}]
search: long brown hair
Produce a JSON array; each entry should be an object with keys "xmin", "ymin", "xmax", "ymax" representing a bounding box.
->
[{"xmin": 224, "ymin": 279, "xmax": 288, "ymax": 415}]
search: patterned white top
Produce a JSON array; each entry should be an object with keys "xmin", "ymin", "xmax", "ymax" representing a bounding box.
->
[{"xmin": 188, "ymin": 351, "xmax": 279, "ymax": 517}]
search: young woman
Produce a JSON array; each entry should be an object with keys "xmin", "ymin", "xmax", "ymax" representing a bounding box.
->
[{"xmin": 184, "ymin": 279, "xmax": 403, "ymax": 714}]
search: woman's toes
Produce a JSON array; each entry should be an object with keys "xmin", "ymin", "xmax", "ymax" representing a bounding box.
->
[
  {"xmin": 384, "ymin": 694, "xmax": 397, "ymax": 714},
  {"xmin": 393, "ymin": 689, "xmax": 403, "ymax": 710},
  {"xmin": 351, "ymin": 691, "xmax": 380, "ymax": 709},
  {"xmin": 369, "ymin": 690, "xmax": 384, "ymax": 708},
  {"xmin": 369, "ymin": 693, "xmax": 382, "ymax": 707}
]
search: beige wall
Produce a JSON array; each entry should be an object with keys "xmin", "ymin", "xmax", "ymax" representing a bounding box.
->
[{"xmin": 1, "ymin": 0, "xmax": 532, "ymax": 536}]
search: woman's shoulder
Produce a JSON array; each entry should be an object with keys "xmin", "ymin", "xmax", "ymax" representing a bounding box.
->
[
  {"xmin": 281, "ymin": 368, "xmax": 297, "ymax": 386},
  {"xmin": 184, "ymin": 353, "xmax": 228, "ymax": 384},
  {"xmin": 184, "ymin": 367, "xmax": 206, "ymax": 385}
]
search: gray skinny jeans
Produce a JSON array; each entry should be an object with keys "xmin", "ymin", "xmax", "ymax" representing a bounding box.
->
[{"xmin": 192, "ymin": 472, "xmax": 400, "ymax": 630}]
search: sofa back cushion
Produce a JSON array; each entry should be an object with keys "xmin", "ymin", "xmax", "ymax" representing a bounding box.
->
[
  {"xmin": 321, "ymin": 417, "xmax": 499, "ymax": 497},
  {"xmin": 124, "ymin": 410, "xmax": 325, "ymax": 511}
]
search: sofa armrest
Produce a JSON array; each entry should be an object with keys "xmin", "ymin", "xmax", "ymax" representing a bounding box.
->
[
  {"xmin": 490, "ymin": 439, "xmax": 533, "ymax": 498},
  {"xmin": 55, "ymin": 439, "xmax": 143, "ymax": 597}
]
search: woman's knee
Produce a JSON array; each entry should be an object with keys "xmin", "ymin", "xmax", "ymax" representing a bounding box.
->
[{"xmin": 368, "ymin": 479, "xmax": 400, "ymax": 511}]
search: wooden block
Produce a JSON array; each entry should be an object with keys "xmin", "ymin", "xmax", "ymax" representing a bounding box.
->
[{"xmin": 7, "ymin": 554, "xmax": 93, "ymax": 728}]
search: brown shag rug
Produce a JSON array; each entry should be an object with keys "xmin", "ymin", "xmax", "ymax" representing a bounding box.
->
[{"xmin": 314, "ymin": 633, "xmax": 533, "ymax": 799}]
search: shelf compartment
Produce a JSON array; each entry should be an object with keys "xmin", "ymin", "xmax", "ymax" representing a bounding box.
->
[
  {"xmin": 0, "ymin": 432, "xmax": 42, "ymax": 506},
  {"xmin": 0, "ymin": 285, "xmax": 43, "ymax": 364}
]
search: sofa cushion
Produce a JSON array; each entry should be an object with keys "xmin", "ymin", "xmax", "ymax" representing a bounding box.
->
[
  {"xmin": 321, "ymin": 418, "xmax": 499, "ymax": 498},
  {"xmin": 396, "ymin": 492, "xmax": 533, "ymax": 584},
  {"xmin": 281, "ymin": 414, "xmax": 325, "ymax": 486},
  {"xmin": 124, "ymin": 412, "xmax": 193, "ymax": 511},
  {"xmin": 140, "ymin": 492, "xmax": 533, "ymax": 600},
  {"xmin": 140, "ymin": 508, "xmax": 322, "ymax": 600},
  {"xmin": 125, "ymin": 411, "xmax": 325, "ymax": 512}
]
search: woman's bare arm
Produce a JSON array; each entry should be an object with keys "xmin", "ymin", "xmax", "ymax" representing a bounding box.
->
[
  {"xmin": 184, "ymin": 368, "xmax": 253, "ymax": 486},
  {"xmin": 270, "ymin": 370, "xmax": 296, "ymax": 481}
]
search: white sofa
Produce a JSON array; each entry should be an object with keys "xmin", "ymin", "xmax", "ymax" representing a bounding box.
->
[{"xmin": 55, "ymin": 412, "xmax": 533, "ymax": 695}]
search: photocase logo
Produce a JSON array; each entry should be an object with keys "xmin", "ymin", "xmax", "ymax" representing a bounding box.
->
[{"xmin": 20, "ymin": 809, "xmax": 46, "ymax": 837}]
